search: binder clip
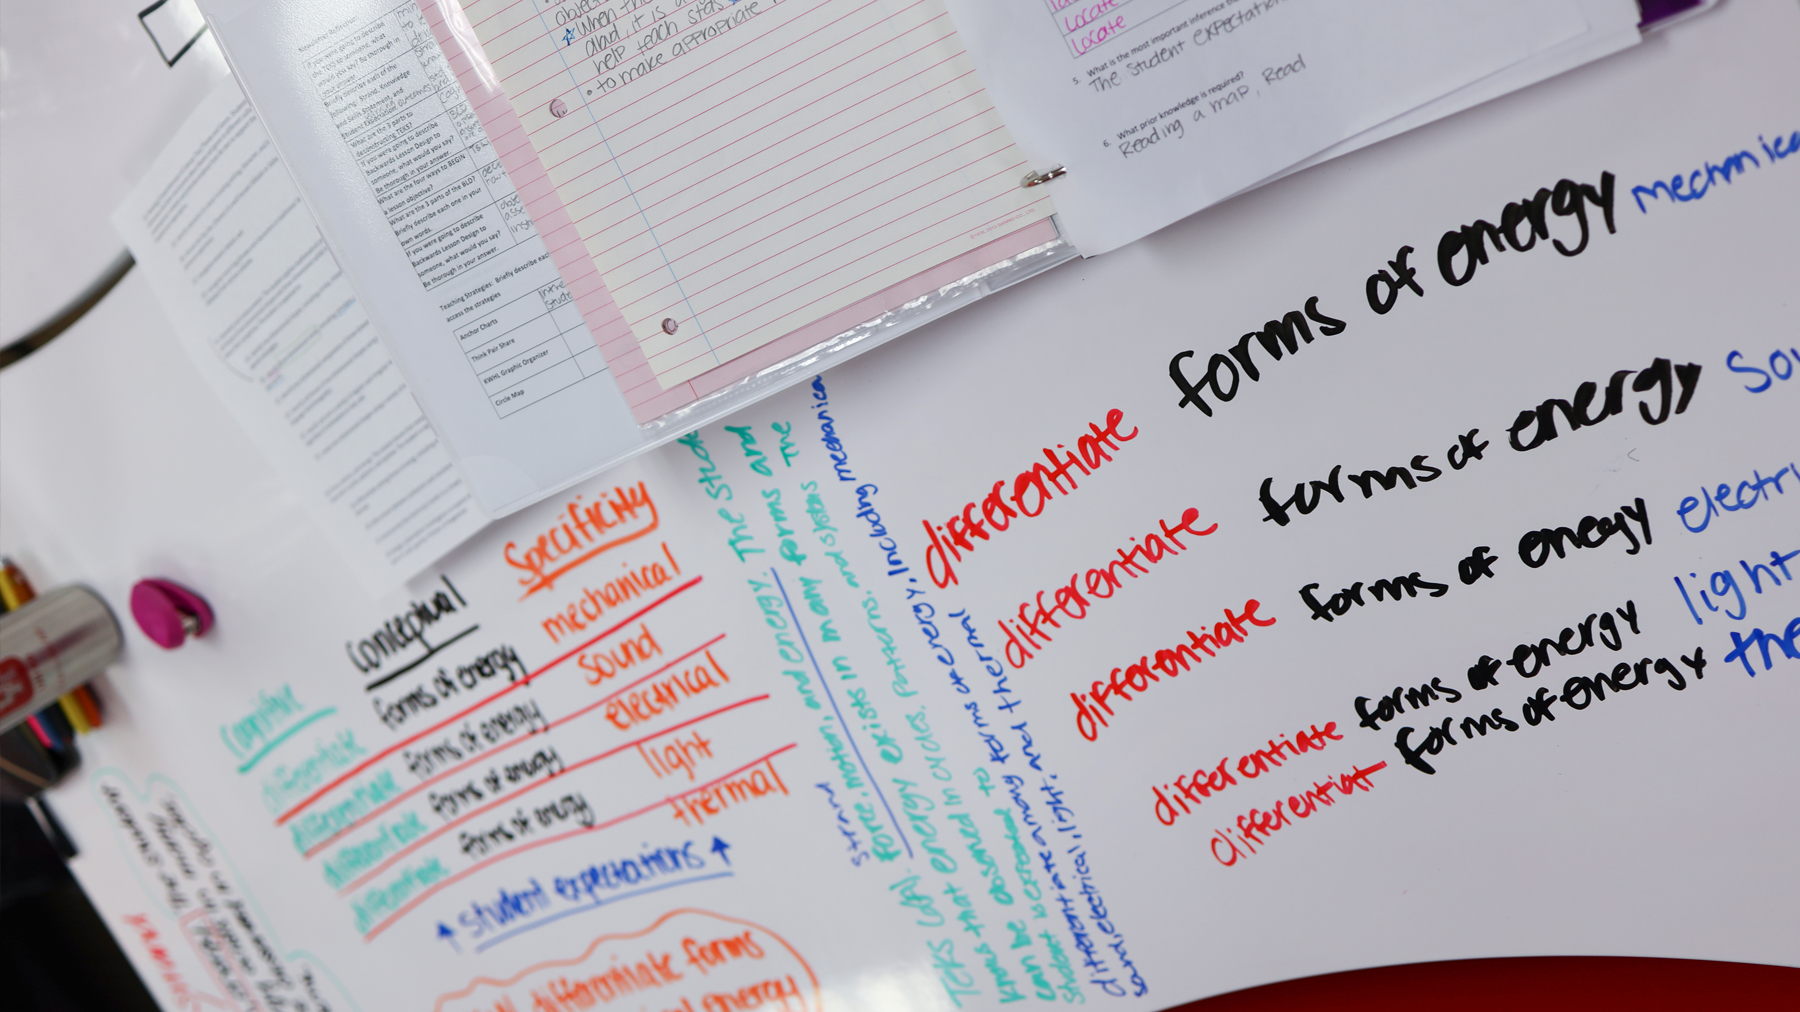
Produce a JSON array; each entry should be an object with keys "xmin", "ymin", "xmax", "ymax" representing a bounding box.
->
[{"xmin": 130, "ymin": 578, "xmax": 214, "ymax": 649}]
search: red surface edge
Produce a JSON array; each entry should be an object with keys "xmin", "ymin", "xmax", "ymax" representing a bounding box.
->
[{"xmin": 1175, "ymin": 957, "xmax": 1798, "ymax": 1011}]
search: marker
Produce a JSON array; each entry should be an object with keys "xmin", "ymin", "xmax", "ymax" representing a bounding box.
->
[
  {"xmin": 72, "ymin": 685, "xmax": 102, "ymax": 730},
  {"xmin": 58, "ymin": 694, "xmax": 92, "ymax": 736},
  {"xmin": 0, "ymin": 564, "xmax": 21, "ymax": 611},
  {"xmin": 0, "ymin": 559, "xmax": 36, "ymax": 605},
  {"xmin": 37, "ymin": 704, "xmax": 74, "ymax": 747},
  {"xmin": 23, "ymin": 713, "xmax": 55, "ymax": 750}
]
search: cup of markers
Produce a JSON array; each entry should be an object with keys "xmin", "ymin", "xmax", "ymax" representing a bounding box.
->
[{"xmin": 0, "ymin": 560, "xmax": 119, "ymax": 795}]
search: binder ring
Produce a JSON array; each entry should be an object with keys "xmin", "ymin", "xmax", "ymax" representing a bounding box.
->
[{"xmin": 1021, "ymin": 165, "xmax": 1067, "ymax": 188}]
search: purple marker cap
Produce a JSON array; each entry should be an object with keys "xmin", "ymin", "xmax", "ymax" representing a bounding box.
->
[{"xmin": 130, "ymin": 578, "xmax": 214, "ymax": 649}]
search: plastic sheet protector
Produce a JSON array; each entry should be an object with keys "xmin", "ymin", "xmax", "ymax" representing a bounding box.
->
[{"xmin": 454, "ymin": 0, "xmax": 1056, "ymax": 395}]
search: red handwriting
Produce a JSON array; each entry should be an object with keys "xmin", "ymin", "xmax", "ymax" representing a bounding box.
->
[
  {"xmin": 1075, "ymin": 599, "xmax": 1275, "ymax": 740},
  {"xmin": 670, "ymin": 756, "xmax": 789, "ymax": 826},
  {"xmin": 121, "ymin": 915, "xmax": 204, "ymax": 1011},
  {"xmin": 682, "ymin": 928, "xmax": 767, "ymax": 973},
  {"xmin": 640, "ymin": 731, "xmax": 716, "ymax": 781},
  {"xmin": 606, "ymin": 650, "xmax": 732, "ymax": 730},
  {"xmin": 578, "ymin": 623, "xmax": 663, "ymax": 685},
  {"xmin": 995, "ymin": 506, "xmax": 1217, "ymax": 669},
  {"xmin": 921, "ymin": 409, "xmax": 1138, "ymax": 588},
  {"xmin": 1209, "ymin": 762, "xmax": 1387, "ymax": 865},
  {"xmin": 541, "ymin": 543, "xmax": 683, "ymax": 644},
  {"xmin": 1151, "ymin": 721, "xmax": 1341, "ymax": 826},
  {"xmin": 697, "ymin": 976, "xmax": 804, "ymax": 1012},
  {"xmin": 506, "ymin": 482, "xmax": 659, "ymax": 599}
]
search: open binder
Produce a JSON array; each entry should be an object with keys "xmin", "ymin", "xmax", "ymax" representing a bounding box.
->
[{"xmin": 194, "ymin": 0, "xmax": 1641, "ymax": 522}]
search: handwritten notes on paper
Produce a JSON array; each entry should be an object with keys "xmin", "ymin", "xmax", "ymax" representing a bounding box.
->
[
  {"xmin": 461, "ymin": 0, "xmax": 1052, "ymax": 389},
  {"xmin": 942, "ymin": 0, "xmax": 1593, "ymax": 252}
]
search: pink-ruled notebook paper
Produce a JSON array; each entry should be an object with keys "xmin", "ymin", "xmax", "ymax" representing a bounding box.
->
[{"xmin": 431, "ymin": 0, "xmax": 1053, "ymax": 419}]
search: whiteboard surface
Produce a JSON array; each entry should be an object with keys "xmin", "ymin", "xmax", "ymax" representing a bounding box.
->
[{"xmin": 3, "ymin": 3, "xmax": 1799, "ymax": 1009}]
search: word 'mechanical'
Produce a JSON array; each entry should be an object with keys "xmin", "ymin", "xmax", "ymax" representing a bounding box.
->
[
  {"xmin": 920, "ymin": 409, "xmax": 1138, "ymax": 589},
  {"xmin": 1630, "ymin": 130, "xmax": 1797, "ymax": 214}
]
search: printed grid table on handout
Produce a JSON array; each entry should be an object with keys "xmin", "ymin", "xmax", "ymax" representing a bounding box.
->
[
  {"xmin": 305, "ymin": 5, "xmax": 613, "ymax": 418},
  {"xmin": 459, "ymin": 0, "xmax": 1053, "ymax": 392}
]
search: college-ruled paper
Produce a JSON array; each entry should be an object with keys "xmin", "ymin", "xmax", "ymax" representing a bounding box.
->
[{"xmin": 459, "ymin": 0, "xmax": 1054, "ymax": 390}]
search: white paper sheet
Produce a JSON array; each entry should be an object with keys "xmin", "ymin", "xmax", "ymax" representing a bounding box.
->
[
  {"xmin": 944, "ymin": 0, "xmax": 1592, "ymax": 253},
  {"xmin": 199, "ymin": 0, "xmax": 664, "ymax": 518},
  {"xmin": 113, "ymin": 79, "xmax": 488, "ymax": 591},
  {"xmin": 1262, "ymin": 0, "xmax": 1642, "ymax": 193}
]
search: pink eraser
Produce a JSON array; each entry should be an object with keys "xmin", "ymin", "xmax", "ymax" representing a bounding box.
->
[{"xmin": 130, "ymin": 578, "xmax": 213, "ymax": 649}]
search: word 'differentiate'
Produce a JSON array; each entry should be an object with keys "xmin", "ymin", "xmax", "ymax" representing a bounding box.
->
[
  {"xmin": 1209, "ymin": 762, "xmax": 1387, "ymax": 866},
  {"xmin": 920, "ymin": 409, "xmax": 1138, "ymax": 588},
  {"xmin": 997, "ymin": 507, "xmax": 1218, "ymax": 670},
  {"xmin": 1152, "ymin": 722, "xmax": 1343, "ymax": 826},
  {"xmin": 1073, "ymin": 599, "xmax": 1275, "ymax": 741}
]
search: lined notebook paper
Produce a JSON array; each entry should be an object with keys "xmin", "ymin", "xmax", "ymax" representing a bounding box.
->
[{"xmin": 453, "ymin": 0, "xmax": 1053, "ymax": 398}]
